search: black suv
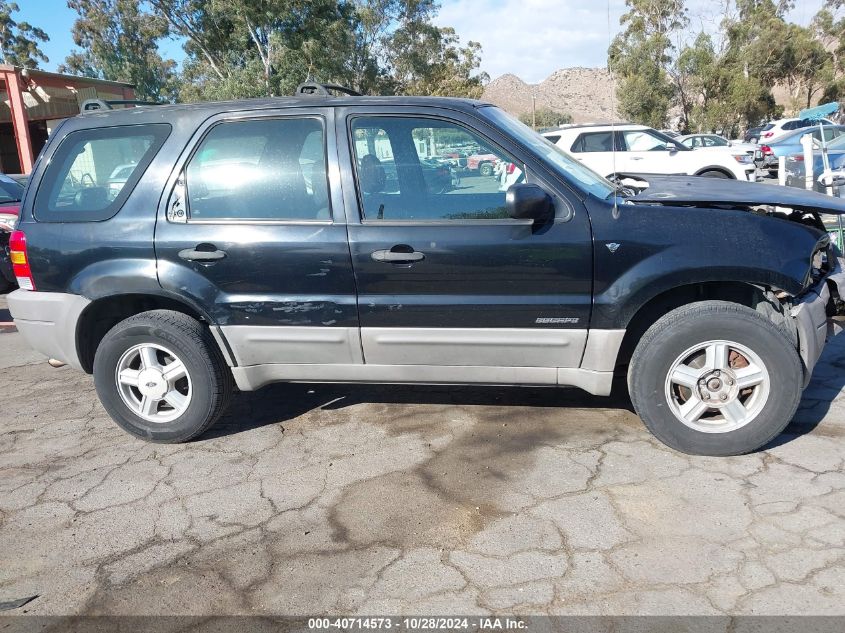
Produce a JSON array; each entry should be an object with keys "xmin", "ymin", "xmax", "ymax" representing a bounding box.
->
[{"xmin": 8, "ymin": 85, "xmax": 845, "ymax": 455}]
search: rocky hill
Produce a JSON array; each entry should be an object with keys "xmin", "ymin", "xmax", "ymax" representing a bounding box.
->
[{"xmin": 482, "ymin": 67, "xmax": 620, "ymax": 124}]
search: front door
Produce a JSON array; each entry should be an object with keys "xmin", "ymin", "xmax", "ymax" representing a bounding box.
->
[
  {"xmin": 338, "ymin": 109, "xmax": 593, "ymax": 370},
  {"xmin": 618, "ymin": 128, "xmax": 679, "ymax": 174},
  {"xmin": 155, "ymin": 109, "xmax": 361, "ymax": 367}
]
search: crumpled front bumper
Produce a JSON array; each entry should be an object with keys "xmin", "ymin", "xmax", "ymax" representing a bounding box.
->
[{"xmin": 791, "ymin": 257, "xmax": 845, "ymax": 385}]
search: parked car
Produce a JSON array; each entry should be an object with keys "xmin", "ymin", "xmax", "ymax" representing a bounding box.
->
[
  {"xmin": 465, "ymin": 152, "xmax": 499, "ymax": 176},
  {"xmin": 744, "ymin": 125, "xmax": 768, "ymax": 144},
  {"xmin": 677, "ymin": 134, "xmax": 761, "ymax": 161},
  {"xmin": 758, "ymin": 117, "xmax": 835, "ymax": 143},
  {"xmin": 6, "ymin": 85, "xmax": 844, "ymax": 456},
  {"xmin": 0, "ymin": 173, "xmax": 24, "ymax": 293},
  {"xmin": 784, "ymin": 131, "xmax": 845, "ymax": 191},
  {"xmin": 758, "ymin": 124, "xmax": 845, "ymax": 175},
  {"xmin": 543, "ymin": 124, "xmax": 757, "ymax": 181}
]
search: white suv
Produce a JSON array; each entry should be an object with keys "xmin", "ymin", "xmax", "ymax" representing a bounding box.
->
[
  {"xmin": 759, "ymin": 117, "xmax": 835, "ymax": 143},
  {"xmin": 543, "ymin": 124, "xmax": 757, "ymax": 181}
]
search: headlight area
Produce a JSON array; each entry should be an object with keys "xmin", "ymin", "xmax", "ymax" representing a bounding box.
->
[
  {"xmin": 0, "ymin": 213, "xmax": 17, "ymax": 232},
  {"xmin": 732, "ymin": 154, "xmax": 754, "ymax": 164}
]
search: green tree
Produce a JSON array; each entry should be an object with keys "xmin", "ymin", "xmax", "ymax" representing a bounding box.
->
[
  {"xmin": 518, "ymin": 107, "xmax": 572, "ymax": 130},
  {"xmin": 61, "ymin": 0, "xmax": 177, "ymax": 101},
  {"xmin": 609, "ymin": 0, "xmax": 688, "ymax": 128},
  {"xmin": 0, "ymin": 0, "xmax": 49, "ymax": 68},
  {"xmin": 150, "ymin": 0, "xmax": 486, "ymax": 101}
]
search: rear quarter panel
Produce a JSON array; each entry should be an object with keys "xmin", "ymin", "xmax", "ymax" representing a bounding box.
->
[{"xmin": 17, "ymin": 110, "xmax": 199, "ymax": 303}]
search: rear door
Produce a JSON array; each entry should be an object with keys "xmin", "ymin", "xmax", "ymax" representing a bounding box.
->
[
  {"xmin": 155, "ymin": 107, "xmax": 361, "ymax": 367},
  {"xmin": 337, "ymin": 106, "xmax": 593, "ymax": 370}
]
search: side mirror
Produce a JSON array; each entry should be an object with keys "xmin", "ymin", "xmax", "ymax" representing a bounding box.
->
[
  {"xmin": 506, "ymin": 183, "xmax": 553, "ymax": 221},
  {"xmin": 668, "ymin": 145, "xmax": 678, "ymax": 155}
]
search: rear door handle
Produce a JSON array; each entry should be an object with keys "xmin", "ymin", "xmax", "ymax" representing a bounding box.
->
[
  {"xmin": 178, "ymin": 244, "xmax": 227, "ymax": 262},
  {"xmin": 371, "ymin": 248, "xmax": 425, "ymax": 263}
]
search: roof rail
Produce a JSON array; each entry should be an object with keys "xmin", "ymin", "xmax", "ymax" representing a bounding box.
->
[
  {"xmin": 295, "ymin": 82, "xmax": 361, "ymax": 97},
  {"xmin": 80, "ymin": 98, "xmax": 163, "ymax": 113}
]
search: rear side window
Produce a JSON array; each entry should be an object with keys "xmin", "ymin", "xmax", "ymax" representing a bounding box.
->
[
  {"xmin": 36, "ymin": 124, "xmax": 170, "ymax": 222},
  {"xmin": 573, "ymin": 132, "xmax": 614, "ymax": 153},
  {"xmin": 184, "ymin": 117, "xmax": 329, "ymax": 222}
]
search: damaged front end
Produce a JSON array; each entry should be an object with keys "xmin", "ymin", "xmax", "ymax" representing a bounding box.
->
[{"xmin": 626, "ymin": 175, "xmax": 845, "ymax": 381}]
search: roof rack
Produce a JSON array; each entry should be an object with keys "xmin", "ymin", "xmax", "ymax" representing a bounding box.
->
[
  {"xmin": 80, "ymin": 98, "xmax": 163, "ymax": 113},
  {"xmin": 295, "ymin": 82, "xmax": 361, "ymax": 97}
]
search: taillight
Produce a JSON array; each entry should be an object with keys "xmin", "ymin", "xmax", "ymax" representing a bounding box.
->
[
  {"xmin": 9, "ymin": 230, "xmax": 35, "ymax": 291},
  {"xmin": 763, "ymin": 131, "xmax": 774, "ymax": 138},
  {"xmin": 792, "ymin": 155, "xmax": 804, "ymax": 162},
  {"xmin": 760, "ymin": 145, "xmax": 772, "ymax": 155}
]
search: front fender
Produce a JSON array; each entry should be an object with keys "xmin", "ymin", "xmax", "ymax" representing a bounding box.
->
[{"xmin": 586, "ymin": 196, "xmax": 821, "ymax": 329}]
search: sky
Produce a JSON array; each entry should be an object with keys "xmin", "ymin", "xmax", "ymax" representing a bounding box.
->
[{"xmin": 19, "ymin": 0, "xmax": 831, "ymax": 83}]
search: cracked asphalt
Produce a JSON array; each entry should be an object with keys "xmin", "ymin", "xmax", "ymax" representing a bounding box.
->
[{"xmin": 1, "ymin": 292, "xmax": 844, "ymax": 617}]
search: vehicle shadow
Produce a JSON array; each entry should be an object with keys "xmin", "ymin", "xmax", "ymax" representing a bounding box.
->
[
  {"xmin": 764, "ymin": 333, "xmax": 845, "ymax": 449},
  {"xmin": 203, "ymin": 376, "xmax": 636, "ymax": 440}
]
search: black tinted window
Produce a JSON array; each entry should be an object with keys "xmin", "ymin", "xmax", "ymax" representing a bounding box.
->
[
  {"xmin": 185, "ymin": 118, "xmax": 329, "ymax": 221},
  {"xmin": 574, "ymin": 132, "xmax": 614, "ymax": 153},
  {"xmin": 350, "ymin": 116, "xmax": 523, "ymax": 221},
  {"xmin": 36, "ymin": 124, "xmax": 170, "ymax": 222}
]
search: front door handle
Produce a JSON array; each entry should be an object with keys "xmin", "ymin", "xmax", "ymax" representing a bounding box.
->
[
  {"xmin": 178, "ymin": 244, "xmax": 227, "ymax": 262},
  {"xmin": 371, "ymin": 246, "xmax": 425, "ymax": 263}
]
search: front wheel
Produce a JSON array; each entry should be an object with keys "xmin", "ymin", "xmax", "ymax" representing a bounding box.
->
[
  {"xmin": 628, "ymin": 301, "xmax": 802, "ymax": 456},
  {"xmin": 93, "ymin": 310, "xmax": 232, "ymax": 442},
  {"xmin": 699, "ymin": 170, "xmax": 731, "ymax": 179},
  {"xmin": 479, "ymin": 162, "xmax": 494, "ymax": 177}
]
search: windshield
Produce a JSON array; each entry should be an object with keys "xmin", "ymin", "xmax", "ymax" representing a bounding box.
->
[
  {"xmin": 481, "ymin": 106, "xmax": 615, "ymax": 199},
  {"xmin": 0, "ymin": 176, "xmax": 23, "ymax": 204}
]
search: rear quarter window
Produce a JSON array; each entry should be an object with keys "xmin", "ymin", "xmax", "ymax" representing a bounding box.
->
[{"xmin": 35, "ymin": 124, "xmax": 171, "ymax": 222}]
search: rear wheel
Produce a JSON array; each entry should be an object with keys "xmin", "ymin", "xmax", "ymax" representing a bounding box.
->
[
  {"xmin": 628, "ymin": 301, "xmax": 802, "ymax": 456},
  {"xmin": 699, "ymin": 170, "xmax": 731, "ymax": 179},
  {"xmin": 479, "ymin": 162, "xmax": 494, "ymax": 177},
  {"xmin": 94, "ymin": 310, "xmax": 232, "ymax": 442},
  {"xmin": 749, "ymin": 137, "xmax": 758, "ymax": 144}
]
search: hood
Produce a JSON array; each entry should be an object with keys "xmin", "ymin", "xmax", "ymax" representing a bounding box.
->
[{"xmin": 628, "ymin": 175, "xmax": 845, "ymax": 215}]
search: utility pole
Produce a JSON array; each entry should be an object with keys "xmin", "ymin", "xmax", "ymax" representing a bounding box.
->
[{"xmin": 532, "ymin": 92, "xmax": 536, "ymax": 129}]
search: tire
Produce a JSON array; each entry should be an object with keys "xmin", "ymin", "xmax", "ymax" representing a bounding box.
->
[
  {"xmin": 768, "ymin": 169, "xmax": 778, "ymax": 177},
  {"xmin": 699, "ymin": 170, "xmax": 731, "ymax": 179},
  {"xmin": 749, "ymin": 137, "xmax": 758, "ymax": 144},
  {"xmin": 93, "ymin": 310, "xmax": 232, "ymax": 443},
  {"xmin": 479, "ymin": 162, "xmax": 494, "ymax": 177},
  {"xmin": 628, "ymin": 301, "xmax": 802, "ymax": 456}
]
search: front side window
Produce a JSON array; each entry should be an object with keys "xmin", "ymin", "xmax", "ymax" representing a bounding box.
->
[
  {"xmin": 350, "ymin": 116, "xmax": 523, "ymax": 221},
  {"xmin": 185, "ymin": 117, "xmax": 329, "ymax": 221},
  {"xmin": 623, "ymin": 130, "xmax": 670, "ymax": 151},
  {"xmin": 681, "ymin": 137, "xmax": 698, "ymax": 148},
  {"xmin": 704, "ymin": 136, "xmax": 728, "ymax": 147},
  {"xmin": 36, "ymin": 124, "xmax": 170, "ymax": 222}
]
